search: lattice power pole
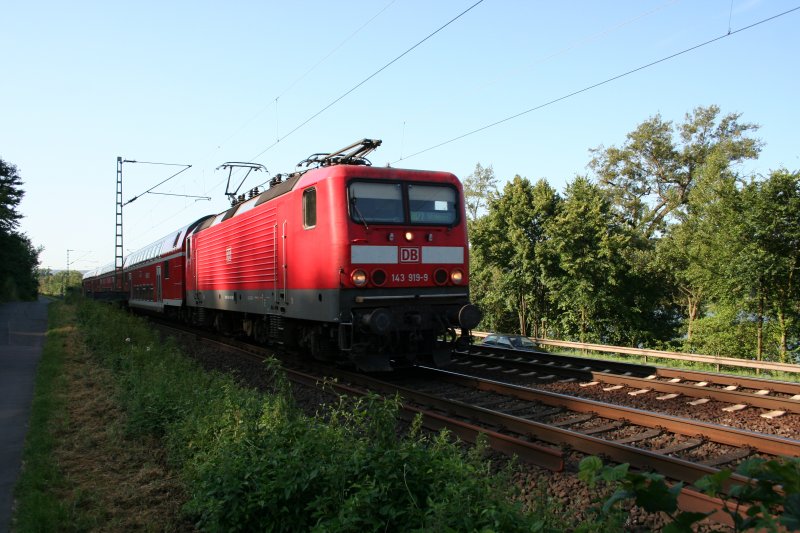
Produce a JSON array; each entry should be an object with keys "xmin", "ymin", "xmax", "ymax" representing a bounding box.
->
[{"xmin": 115, "ymin": 156, "xmax": 124, "ymax": 291}]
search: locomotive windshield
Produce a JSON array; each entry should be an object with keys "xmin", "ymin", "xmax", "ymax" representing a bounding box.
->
[
  {"xmin": 349, "ymin": 181, "xmax": 457, "ymax": 226},
  {"xmin": 349, "ymin": 182, "xmax": 404, "ymax": 223}
]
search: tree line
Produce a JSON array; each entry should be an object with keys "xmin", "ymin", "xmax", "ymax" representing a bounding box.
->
[
  {"xmin": 466, "ymin": 105, "xmax": 799, "ymax": 363},
  {"xmin": 0, "ymin": 158, "xmax": 39, "ymax": 301}
]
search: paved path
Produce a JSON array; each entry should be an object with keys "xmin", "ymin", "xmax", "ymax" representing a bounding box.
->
[{"xmin": 0, "ymin": 297, "xmax": 50, "ymax": 533}]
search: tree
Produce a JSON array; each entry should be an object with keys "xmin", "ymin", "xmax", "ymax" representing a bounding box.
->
[
  {"xmin": 751, "ymin": 170, "xmax": 800, "ymax": 361},
  {"xmin": 0, "ymin": 158, "xmax": 25, "ymax": 232},
  {"xmin": 0, "ymin": 157, "xmax": 40, "ymax": 301},
  {"xmin": 0, "ymin": 231, "xmax": 40, "ymax": 300},
  {"xmin": 663, "ymin": 166, "xmax": 800, "ymax": 362},
  {"xmin": 469, "ymin": 176, "xmax": 558, "ymax": 336},
  {"xmin": 38, "ymin": 268, "xmax": 85, "ymax": 297},
  {"xmin": 727, "ymin": 170, "xmax": 800, "ymax": 361},
  {"xmin": 462, "ymin": 163, "xmax": 498, "ymax": 222},
  {"xmin": 540, "ymin": 177, "xmax": 630, "ymax": 342},
  {"xmin": 589, "ymin": 105, "xmax": 761, "ymax": 239}
]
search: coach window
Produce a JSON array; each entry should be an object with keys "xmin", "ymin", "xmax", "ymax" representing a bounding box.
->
[
  {"xmin": 163, "ymin": 260, "xmax": 170, "ymax": 279},
  {"xmin": 303, "ymin": 188, "xmax": 316, "ymax": 229}
]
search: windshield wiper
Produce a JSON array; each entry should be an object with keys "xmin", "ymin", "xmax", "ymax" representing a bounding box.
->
[{"xmin": 351, "ymin": 198, "xmax": 369, "ymax": 230}]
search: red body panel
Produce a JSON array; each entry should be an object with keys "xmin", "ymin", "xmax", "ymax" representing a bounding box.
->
[{"xmin": 189, "ymin": 165, "xmax": 469, "ymax": 294}]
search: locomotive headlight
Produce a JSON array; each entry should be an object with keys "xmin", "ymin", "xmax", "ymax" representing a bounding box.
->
[
  {"xmin": 351, "ymin": 269, "xmax": 368, "ymax": 287},
  {"xmin": 404, "ymin": 231, "xmax": 414, "ymax": 241},
  {"xmin": 450, "ymin": 269, "xmax": 463, "ymax": 284}
]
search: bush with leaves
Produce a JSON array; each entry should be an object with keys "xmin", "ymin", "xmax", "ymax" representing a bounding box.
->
[{"xmin": 578, "ymin": 455, "xmax": 800, "ymax": 532}]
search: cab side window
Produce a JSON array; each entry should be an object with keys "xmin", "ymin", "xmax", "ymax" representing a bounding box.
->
[{"xmin": 303, "ymin": 188, "xmax": 316, "ymax": 229}]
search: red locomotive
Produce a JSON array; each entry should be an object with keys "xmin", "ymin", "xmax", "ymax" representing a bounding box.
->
[{"xmin": 83, "ymin": 139, "xmax": 480, "ymax": 370}]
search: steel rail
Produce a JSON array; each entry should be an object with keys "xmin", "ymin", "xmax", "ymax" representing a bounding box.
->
[
  {"xmin": 420, "ymin": 367, "xmax": 800, "ymax": 458},
  {"xmin": 655, "ymin": 367, "xmax": 800, "ymax": 396},
  {"xmin": 324, "ymin": 365, "xmax": 768, "ymax": 521},
  {"xmin": 283, "ymin": 367, "xmax": 565, "ymax": 471},
  {"xmin": 457, "ymin": 350, "xmax": 800, "ymax": 414},
  {"xmin": 467, "ymin": 343, "xmax": 656, "ymax": 376},
  {"xmin": 531, "ymin": 337, "xmax": 800, "ymax": 374}
]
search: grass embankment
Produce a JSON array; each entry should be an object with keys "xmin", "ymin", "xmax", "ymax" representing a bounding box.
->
[
  {"xmin": 13, "ymin": 299, "xmax": 189, "ymax": 531},
  {"xmin": 15, "ymin": 299, "xmax": 569, "ymax": 531}
]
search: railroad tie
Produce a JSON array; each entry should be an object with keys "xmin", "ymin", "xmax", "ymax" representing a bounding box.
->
[
  {"xmin": 754, "ymin": 389, "xmax": 771, "ymax": 395},
  {"xmin": 700, "ymin": 446, "xmax": 753, "ymax": 467},
  {"xmin": 760, "ymin": 410, "xmax": 786, "ymax": 419},
  {"xmin": 602, "ymin": 384, "xmax": 624, "ymax": 392},
  {"xmin": 580, "ymin": 420, "xmax": 625, "ymax": 435},
  {"xmin": 526, "ymin": 407, "xmax": 563, "ymax": 420},
  {"xmin": 687, "ymin": 398, "xmax": 709, "ymax": 405},
  {"xmin": 473, "ymin": 398, "xmax": 511, "ymax": 410},
  {"xmin": 721, "ymin": 404, "xmax": 747, "ymax": 412},
  {"xmin": 613, "ymin": 428, "xmax": 662, "ymax": 445},
  {"xmin": 653, "ymin": 438, "xmax": 703, "ymax": 454},
  {"xmin": 656, "ymin": 393, "xmax": 680, "ymax": 400},
  {"xmin": 628, "ymin": 388, "xmax": 651, "ymax": 396},
  {"xmin": 550, "ymin": 414, "xmax": 593, "ymax": 427},
  {"xmin": 694, "ymin": 381, "xmax": 709, "ymax": 387},
  {"xmin": 724, "ymin": 385, "xmax": 738, "ymax": 391},
  {"xmin": 579, "ymin": 381, "xmax": 599, "ymax": 387}
]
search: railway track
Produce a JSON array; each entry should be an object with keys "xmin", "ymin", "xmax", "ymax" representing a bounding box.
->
[
  {"xmin": 154, "ymin": 322, "xmax": 795, "ymax": 526},
  {"xmin": 458, "ymin": 344, "xmax": 800, "ymax": 418}
]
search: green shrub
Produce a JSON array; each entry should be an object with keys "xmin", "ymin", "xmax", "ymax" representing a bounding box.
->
[
  {"xmin": 77, "ymin": 301, "xmax": 548, "ymax": 532},
  {"xmin": 578, "ymin": 455, "xmax": 800, "ymax": 532}
]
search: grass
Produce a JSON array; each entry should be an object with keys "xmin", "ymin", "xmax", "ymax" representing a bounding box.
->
[{"xmin": 13, "ymin": 299, "xmax": 191, "ymax": 532}]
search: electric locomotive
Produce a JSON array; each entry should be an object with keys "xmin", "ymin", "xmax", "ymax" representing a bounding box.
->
[{"xmin": 84, "ymin": 139, "xmax": 480, "ymax": 371}]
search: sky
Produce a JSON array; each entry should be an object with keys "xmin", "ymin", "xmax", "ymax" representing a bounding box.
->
[{"xmin": 2, "ymin": 0, "xmax": 798, "ymax": 272}]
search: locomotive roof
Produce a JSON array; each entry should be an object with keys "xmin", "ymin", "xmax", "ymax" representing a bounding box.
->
[
  {"xmin": 194, "ymin": 164, "xmax": 459, "ymax": 234},
  {"xmin": 194, "ymin": 173, "xmax": 303, "ymax": 233}
]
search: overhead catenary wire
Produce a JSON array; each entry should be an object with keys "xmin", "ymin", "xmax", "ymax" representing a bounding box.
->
[
  {"xmin": 248, "ymin": 0, "xmax": 487, "ymax": 163},
  {"xmin": 214, "ymin": 0, "xmax": 398, "ymax": 152},
  {"xmin": 123, "ymin": 164, "xmax": 192, "ymax": 206},
  {"xmin": 394, "ymin": 5, "xmax": 800, "ymax": 164}
]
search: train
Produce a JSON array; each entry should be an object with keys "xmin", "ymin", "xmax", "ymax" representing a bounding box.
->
[{"xmin": 83, "ymin": 139, "xmax": 481, "ymax": 371}]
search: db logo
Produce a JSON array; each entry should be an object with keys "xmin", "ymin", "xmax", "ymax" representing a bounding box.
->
[{"xmin": 399, "ymin": 247, "xmax": 420, "ymax": 263}]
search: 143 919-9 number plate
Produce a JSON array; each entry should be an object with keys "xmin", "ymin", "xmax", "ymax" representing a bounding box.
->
[{"xmin": 391, "ymin": 273, "xmax": 429, "ymax": 283}]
